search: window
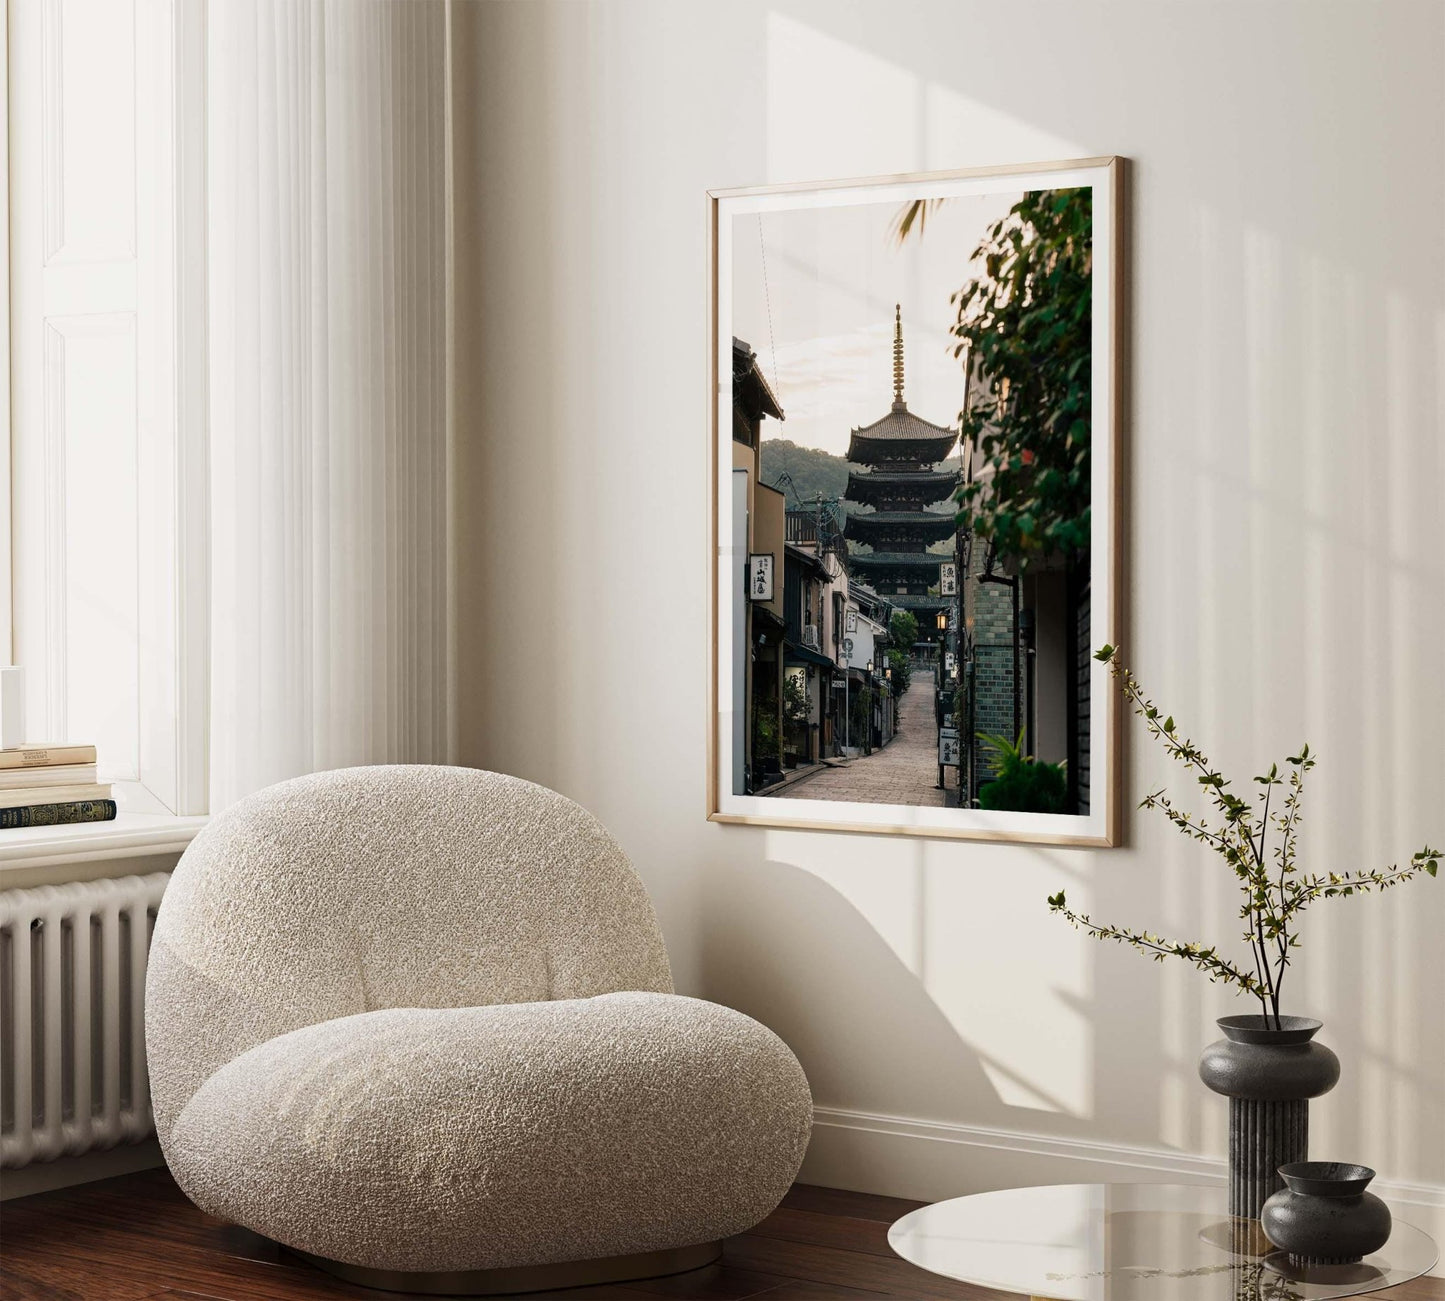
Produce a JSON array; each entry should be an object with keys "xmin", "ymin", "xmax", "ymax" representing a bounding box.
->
[
  {"xmin": 6, "ymin": 1, "xmax": 452, "ymax": 835},
  {"xmin": 7, "ymin": 0, "xmax": 208, "ymax": 818}
]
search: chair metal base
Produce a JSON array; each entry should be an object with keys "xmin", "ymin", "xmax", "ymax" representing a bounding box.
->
[{"xmin": 284, "ymin": 1239, "xmax": 723, "ymax": 1296}]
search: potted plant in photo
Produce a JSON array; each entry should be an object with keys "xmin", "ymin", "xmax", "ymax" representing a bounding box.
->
[
  {"xmin": 782, "ymin": 674, "xmax": 811, "ymax": 769},
  {"xmin": 976, "ymin": 730, "xmax": 1069, "ymax": 814},
  {"xmin": 751, "ymin": 702, "xmax": 783, "ymax": 786},
  {"xmin": 850, "ymin": 684, "xmax": 874, "ymax": 757},
  {"xmin": 1048, "ymin": 646, "xmax": 1439, "ymax": 1220}
]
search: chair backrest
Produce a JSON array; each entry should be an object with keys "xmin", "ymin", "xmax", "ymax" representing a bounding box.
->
[{"xmin": 145, "ymin": 765, "xmax": 672, "ymax": 1144}]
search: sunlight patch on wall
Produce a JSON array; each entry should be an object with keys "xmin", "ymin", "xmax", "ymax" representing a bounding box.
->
[
  {"xmin": 919, "ymin": 849, "xmax": 1093, "ymax": 1118},
  {"xmin": 921, "ymin": 83, "xmax": 1084, "ymax": 171},
  {"xmin": 1148, "ymin": 201, "xmax": 1444, "ymax": 1181},
  {"xmin": 765, "ymin": 13, "xmax": 918, "ymax": 182},
  {"xmin": 765, "ymin": 13, "xmax": 1083, "ymax": 185},
  {"xmin": 763, "ymin": 830, "xmax": 1094, "ymax": 1119}
]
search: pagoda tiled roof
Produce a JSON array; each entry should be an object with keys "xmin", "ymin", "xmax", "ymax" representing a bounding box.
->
[
  {"xmin": 846, "ymin": 403, "xmax": 957, "ymax": 465},
  {"xmin": 847, "ymin": 551, "xmax": 948, "ymax": 571},
  {"xmin": 851, "ymin": 401, "xmax": 955, "ymax": 444},
  {"xmin": 844, "ymin": 511, "xmax": 957, "ymax": 543},
  {"xmin": 847, "ymin": 436, "xmax": 958, "ymax": 464},
  {"xmin": 886, "ymin": 592, "xmax": 952, "ymax": 612},
  {"xmin": 845, "ymin": 468, "xmax": 961, "ymax": 505},
  {"xmin": 845, "ymin": 509, "xmax": 954, "ymax": 525}
]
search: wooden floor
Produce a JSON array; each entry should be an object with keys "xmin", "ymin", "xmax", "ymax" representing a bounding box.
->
[{"xmin": 2, "ymin": 1170, "xmax": 1441, "ymax": 1301}]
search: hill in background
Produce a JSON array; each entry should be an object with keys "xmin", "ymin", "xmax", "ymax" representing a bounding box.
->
[
  {"xmin": 759, "ymin": 439, "xmax": 854, "ymax": 512},
  {"xmin": 759, "ymin": 438, "xmax": 959, "ymax": 539}
]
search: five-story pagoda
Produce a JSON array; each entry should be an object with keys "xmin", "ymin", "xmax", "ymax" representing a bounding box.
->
[{"xmin": 844, "ymin": 307, "xmax": 959, "ymax": 639}]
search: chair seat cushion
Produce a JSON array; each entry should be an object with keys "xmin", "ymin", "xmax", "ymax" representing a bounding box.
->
[{"xmin": 164, "ymin": 991, "xmax": 812, "ymax": 1273}]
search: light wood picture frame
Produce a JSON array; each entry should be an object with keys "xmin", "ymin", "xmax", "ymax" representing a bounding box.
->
[{"xmin": 709, "ymin": 158, "xmax": 1124, "ymax": 846}]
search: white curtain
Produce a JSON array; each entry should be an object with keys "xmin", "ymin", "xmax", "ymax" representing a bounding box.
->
[{"xmin": 206, "ymin": 0, "xmax": 451, "ymax": 809}]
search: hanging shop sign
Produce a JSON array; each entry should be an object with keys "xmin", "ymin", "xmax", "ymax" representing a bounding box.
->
[
  {"xmin": 938, "ymin": 727, "xmax": 961, "ymax": 767},
  {"xmin": 747, "ymin": 553, "xmax": 774, "ymax": 602}
]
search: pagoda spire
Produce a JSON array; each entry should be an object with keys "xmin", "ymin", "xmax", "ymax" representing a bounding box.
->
[{"xmin": 892, "ymin": 304, "xmax": 905, "ymax": 411}]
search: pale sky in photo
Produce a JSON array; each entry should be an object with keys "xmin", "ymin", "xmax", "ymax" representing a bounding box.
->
[{"xmin": 732, "ymin": 190, "xmax": 1022, "ymax": 460}]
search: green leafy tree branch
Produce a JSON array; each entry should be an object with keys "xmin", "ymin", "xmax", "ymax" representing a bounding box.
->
[
  {"xmin": 888, "ymin": 609, "xmax": 919, "ymax": 653},
  {"xmin": 886, "ymin": 648, "xmax": 911, "ymax": 698},
  {"xmin": 782, "ymin": 672, "xmax": 811, "ymax": 728},
  {"xmin": 1047, "ymin": 646, "xmax": 1440, "ymax": 1027},
  {"xmin": 894, "ymin": 188, "xmax": 1092, "ymax": 564}
]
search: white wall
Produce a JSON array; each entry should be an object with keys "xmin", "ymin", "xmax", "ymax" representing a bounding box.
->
[{"xmin": 450, "ymin": 0, "xmax": 1445, "ymax": 1247}]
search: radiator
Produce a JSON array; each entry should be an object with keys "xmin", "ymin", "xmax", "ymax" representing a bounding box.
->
[{"xmin": 0, "ymin": 872, "xmax": 171, "ymax": 1167}]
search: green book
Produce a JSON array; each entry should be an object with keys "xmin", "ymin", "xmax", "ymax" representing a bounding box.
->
[{"xmin": 0, "ymin": 799, "xmax": 118, "ymax": 829}]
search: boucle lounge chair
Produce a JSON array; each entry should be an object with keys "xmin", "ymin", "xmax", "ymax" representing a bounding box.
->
[{"xmin": 145, "ymin": 765, "xmax": 812, "ymax": 1295}]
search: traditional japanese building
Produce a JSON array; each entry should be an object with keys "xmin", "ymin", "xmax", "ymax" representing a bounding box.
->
[
  {"xmin": 732, "ymin": 337, "xmax": 787, "ymax": 793},
  {"xmin": 843, "ymin": 307, "xmax": 960, "ymax": 644}
]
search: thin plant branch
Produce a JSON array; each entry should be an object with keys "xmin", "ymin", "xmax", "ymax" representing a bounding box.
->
[{"xmin": 1045, "ymin": 646, "xmax": 1440, "ymax": 1029}]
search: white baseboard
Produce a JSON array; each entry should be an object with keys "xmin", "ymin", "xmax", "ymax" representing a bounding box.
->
[
  {"xmin": 0, "ymin": 1138, "xmax": 165, "ymax": 1201},
  {"xmin": 3, "ymin": 1114, "xmax": 1438, "ymax": 1280},
  {"xmin": 802, "ymin": 1106, "xmax": 1445, "ymax": 1277}
]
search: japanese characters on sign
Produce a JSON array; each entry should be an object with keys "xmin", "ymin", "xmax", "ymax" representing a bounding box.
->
[
  {"xmin": 938, "ymin": 727, "xmax": 961, "ymax": 767},
  {"xmin": 748, "ymin": 553, "xmax": 774, "ymax": 602}
]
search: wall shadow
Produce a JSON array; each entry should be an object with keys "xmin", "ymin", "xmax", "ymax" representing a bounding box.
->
[{"xmin": 701, "ymin": 846, "xmax": 1176, "ymax": 1143}]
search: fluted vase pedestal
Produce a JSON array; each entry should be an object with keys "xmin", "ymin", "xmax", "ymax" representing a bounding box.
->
[{"xmin": 1198, "ymin": 1015, "xmax": 1340, "ymax": 1221}]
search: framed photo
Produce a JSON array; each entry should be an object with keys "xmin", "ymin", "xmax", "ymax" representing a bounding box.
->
[{"xmin": 708, "ymin": 158, "xmax": 1123, "ymax": 845}]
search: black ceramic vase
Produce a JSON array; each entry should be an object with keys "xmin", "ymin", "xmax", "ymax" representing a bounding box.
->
[
  {"xmin": 1260, "ymin": 1162, "xmax": 1392, "ymax": 1265},
  {"xmin": 1198, "ymin": 1015, "xmax": 1340, "ymax": 1220}
]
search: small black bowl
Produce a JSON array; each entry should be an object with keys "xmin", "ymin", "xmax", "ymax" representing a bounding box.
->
[
  {"xmin": 1277, "ymin": 1162, "xmax": 1377, "ymax": 1197},
  {"xmin": 1262, "ymin": 1161, "xmax": 1391, "ymax": 1266}
]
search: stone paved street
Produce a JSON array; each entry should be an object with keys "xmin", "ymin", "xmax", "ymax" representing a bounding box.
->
[{"xmin": 780, "ymin": 677, "xmax": 954, "ymax": 806}]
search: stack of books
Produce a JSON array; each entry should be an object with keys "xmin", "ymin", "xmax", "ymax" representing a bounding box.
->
[{"xmin": 0, "ymin": 744, "xmax": 115, "ymax": 828}]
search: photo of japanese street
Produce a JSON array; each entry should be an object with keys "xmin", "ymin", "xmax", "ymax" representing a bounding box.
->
[{"xmin": 730, "ymin": 187, "xmax": 1093, "ymax": 812}]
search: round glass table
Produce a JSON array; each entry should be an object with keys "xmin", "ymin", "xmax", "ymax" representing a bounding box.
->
[{"xmin": 888, "ymin": 1184, "xmax": 1438, "ymax": 1300}]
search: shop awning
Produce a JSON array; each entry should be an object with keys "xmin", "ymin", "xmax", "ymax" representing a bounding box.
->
[{"xmin": 784, "ymin": 641, "xmax": 838, "ymax": 672}]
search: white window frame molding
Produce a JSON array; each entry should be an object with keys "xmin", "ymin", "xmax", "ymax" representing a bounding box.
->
[{"xmin": 167, "ymin": 0, "xmax": 210, "ymax": 819}]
